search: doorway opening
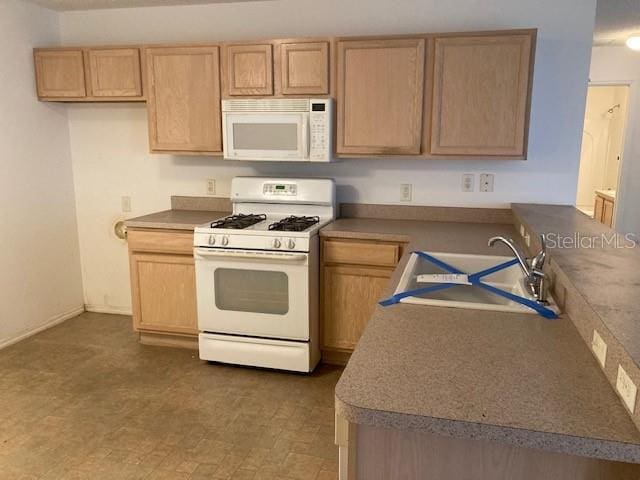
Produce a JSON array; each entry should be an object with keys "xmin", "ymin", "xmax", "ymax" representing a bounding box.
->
[{"xmin": 576, "ymin": 84, "xmax": 629, "ymax": 228}]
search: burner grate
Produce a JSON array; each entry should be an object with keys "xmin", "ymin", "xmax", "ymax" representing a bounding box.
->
[
  {"xmin": 268, "ymin": 216, "xmax": 320, "ymax": 232},
  {"xmin": 211, "ymin": 214, "xmax": 266, "ymax": 229}
]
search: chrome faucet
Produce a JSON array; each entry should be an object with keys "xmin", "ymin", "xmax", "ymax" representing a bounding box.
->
[{"xmin": 488, "ymin": 234, "xmax": 548, "ymax": 304}]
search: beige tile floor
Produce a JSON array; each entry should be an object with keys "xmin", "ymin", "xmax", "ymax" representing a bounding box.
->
[{"xmin": 0, "ymin": 312, "xmax": 342, "ymax": 480}]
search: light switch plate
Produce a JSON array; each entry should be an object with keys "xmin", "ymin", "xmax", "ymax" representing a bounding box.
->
[
  {"xmin": 121, "ymin": 196, "xmax": 132, "ymax": 213},
  {"xmin": 400, "ymin": 184, "xmax": 412, "ymax": 202},
  {"xmin": 591, "ymin": 330, "xmax": 607, "ymax": 368},
  {"xmin": 206, "ymin": 179, "xmax": 216, "ymax": 195},
  {"xmin": 461, "ymin": 174, "xmax": 474, "ymax": 192},
  {"xmin": 617, "ymin": 365, "xmax": 637, "ymax": 413}
]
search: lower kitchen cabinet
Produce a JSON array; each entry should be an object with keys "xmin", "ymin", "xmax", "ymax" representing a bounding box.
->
[
  {"xmin": 128, "ymin": 229, "xmax": 198, "ymax": 347},
  {"xmin": 321, "ymin": 238, "xmax": 403, "ymax": 362}
]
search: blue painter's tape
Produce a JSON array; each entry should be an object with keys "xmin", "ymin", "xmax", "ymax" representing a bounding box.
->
[
  {"xmin": 413, "ymin": 251, "xmax": 465, "ymax": 274},
  {"xmin": 379, "ymin": 282, "xmax": 456, "ymax": 306},
  {"xmin": 467, "ymin": 258, "xmax": 520, "ymax": 283},
  {"xmin": 474, "ymin": 282, "xmax": 558, "ymax": 319},
  {"xmin": 378, "ymin": 251, "xmax": 557, "ymax": 320}
]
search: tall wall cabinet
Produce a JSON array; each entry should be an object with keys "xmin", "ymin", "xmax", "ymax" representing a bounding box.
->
[
  {"xmin": 336, "ymin": 38, "xmax": 426, "ymax": 155},
  {"xmin": 145, "ymin": 46, "xmax": 222, "ymax": 155},
  {"xmin": 430, "ymin": 34, "xmax": 533, "ymax": 156}
]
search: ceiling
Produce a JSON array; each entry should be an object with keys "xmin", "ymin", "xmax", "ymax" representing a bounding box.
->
[
  {"xmin": 26, "ymin": 0, "xmax": 261, "ymax": 10},
  {"xmin": 595, "ymin": 0, "xmax": 640, "ymax": 45}
]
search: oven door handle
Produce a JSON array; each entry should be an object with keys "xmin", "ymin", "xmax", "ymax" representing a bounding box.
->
[{"xmin": 194, "ymin": 248, "xmax": 308, "ymax": 262}]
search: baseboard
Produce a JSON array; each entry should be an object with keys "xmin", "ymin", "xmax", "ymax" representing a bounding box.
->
[
  {"xmin": 0, "ymin": 305, "xmax": 85, "ymax": 350},
  {"xmin": 84, "ymin": 304, "xmax": 132, "ymax": 316}
]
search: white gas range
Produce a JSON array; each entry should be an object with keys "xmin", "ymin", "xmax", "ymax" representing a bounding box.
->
[{"xmin": 193, "ymin": 177, "xmax": 336, "ymax": 372}]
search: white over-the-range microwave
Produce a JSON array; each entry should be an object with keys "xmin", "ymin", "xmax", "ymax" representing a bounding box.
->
[{"xmin": 221, "ymin": 98, "xmax": 333, "ymax": 162}]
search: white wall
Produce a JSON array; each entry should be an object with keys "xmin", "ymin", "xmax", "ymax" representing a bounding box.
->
[
  {"xmin": 589, "ymin": 47, "xmax": 640, "ymax": 235},
  {"xmin": 58, "ymin": 0, "xmax": 596, "ymax": 313},
  {"xmin": 576, "ymin": 85, "xmax": 627, "ymax": 210},
  {"xmin": 0, "ymin": 0, "xmax": 84, "ymax": 347}
]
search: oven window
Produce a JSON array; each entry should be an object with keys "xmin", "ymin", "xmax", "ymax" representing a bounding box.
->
[
  {"xmin": 214, "ymin": 268, "xmax": 289, "ymax": 315},
  {"xmin": 233, "ymin": 123, "xmax": 298, "ymax": 151}
]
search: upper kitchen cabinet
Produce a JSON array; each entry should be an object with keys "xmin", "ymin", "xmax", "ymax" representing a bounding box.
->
[
  {"xmin": 430, "ymin": 32, "xmax": 535, "ymax": 157},
  {"xmin": 146, "ymin": 46, "xmax": 222, "ymax": 155},
  {"xmin": 223, "ymin": 43, "xmax": 273, "ymax": 96},
  {"xmin": 34, "ymin": 49, "xmax": 86, "ymax": 99},
  {"xmin": 86, "ymin": 48, "xmax": 142, "ymax": 98},
  {"xmin": 34, "ymin": 47, "xmax": 144, "ymax": 101},
  {"xmin": 336, "ymin": 38, "xmax": 426, "ymax": 155},
  {"xmin": 275, "ymin": 41, "xmax": 329, "ymax": 95}
]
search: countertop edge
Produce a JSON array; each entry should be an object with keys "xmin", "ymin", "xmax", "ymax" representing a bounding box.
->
[
  {"xmin": 334, "ymin": 393, "xmax": 640, "ymax": 464},
  {"xmin": 319, "ymin": 229, "xmax": 412, "ymax": 243},
  {"xmin": 124, "ymin": 209, "xmax": 230, "ymax": 231}
]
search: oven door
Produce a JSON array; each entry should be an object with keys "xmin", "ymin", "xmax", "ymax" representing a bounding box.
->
[
  {"xmin": 194, "ymin": 248, "xmax": 310, "ymax": 340},
  {"xmin": 223, "ymin": 112, "xmax": 309, "ymax": 161}
]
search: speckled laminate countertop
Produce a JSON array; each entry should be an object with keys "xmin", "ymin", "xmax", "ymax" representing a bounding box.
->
[
  {"xmin": 125, "ymin": 209, "xmax": 230, "ymax": 230},
  {"xmin": 513, "ymin": 204, "xmax": 640, "ymax": 366},
  {"xmin": 326, "ymin": 217, "xmax": 640, "ymax": 463}
]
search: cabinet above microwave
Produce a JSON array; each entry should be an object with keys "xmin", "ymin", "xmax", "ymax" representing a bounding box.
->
[{"xmin": 222, "ymin": 98, "xmax": 333, "ymax": 162}]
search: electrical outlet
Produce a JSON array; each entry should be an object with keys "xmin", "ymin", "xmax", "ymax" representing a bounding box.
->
[
  {"xmin": 480, "ymin": 174, "xmax": 494, "ymax": 192},
  {"xmin": 617, "ymin": 365, "xmax": 637, "ymax": 413},
  {"xmin": 592, "ymin": 330, "xmax": 607, "ymax": 368},
  {"xmin": 524, "ymin": 233, "xmax": 531, "ymax": 247},
  {"xmin": 206, "ymin": 179, "xmax": 216, "ymax": 195},
  {"xmin": 400, "ymin": 184, "xmax": 412, "ymax": 202},
  {"xmin": 461, "ymin": 174, "xmax": 474, "ymax": 192},
  {"xmin": 121, "ymin": 196, "xmax": 131, "ymax": 213}
]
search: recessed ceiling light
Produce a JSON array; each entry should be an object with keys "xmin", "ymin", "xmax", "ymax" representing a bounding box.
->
[{"xmin": 626, "ymin": 35, "xmax": 640, "ymax": 51}]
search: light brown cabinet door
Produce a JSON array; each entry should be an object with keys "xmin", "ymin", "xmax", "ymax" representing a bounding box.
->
[
  {"xmin": 276, "ymin": 41, "xmax": 329, "ymax": 95},
  {"xmin": 129, "ymin": 252, "xmax": 198, "ymax": 335},
  {"xmin": 146, "ymin": 46, "xmax": 222, "ymax": 153},
  {"xmin": 430, "ymin": 34, "xmax": 533, "ymax": 156},
  {"xmin": 224, "ymin": 44, "xmax": 273, "ymax": 96},
  {"xmin": 87, "ymin": 48, "xmax": 142, "ymax": 97},
  {"xmin": 594, "ymin": 195, "xmax": 604, "ymax": 223},
  {"xmin": 34, "ymin": 49, "xmax": 86, "ymax": 98},
  {"xmin": 322, "ymin": 264, "xmax": 392, "ymax": 351},
  {"xmin": 336, "ymin": 38, "xmax": 425, "ymax": 155},
  {"xmin": 602, "ymin": 199, "xmax": 614, "ymax": 227}
]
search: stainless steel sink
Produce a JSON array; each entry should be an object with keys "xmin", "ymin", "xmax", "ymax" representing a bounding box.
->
[{"xmin": 392, "ymin": 252, "xmax": 558, "ymax": 315}]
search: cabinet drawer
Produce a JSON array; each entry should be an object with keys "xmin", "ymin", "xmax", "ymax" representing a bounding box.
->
[
  {"xmin": 323, "ymin": 240, "xmax": 400, "ymax": 267},
  {"xmin": 128, "ymin": 229, "xmax": 194, "ymax": 255}
]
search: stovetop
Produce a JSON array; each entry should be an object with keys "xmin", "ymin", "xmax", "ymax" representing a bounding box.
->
[
  {"xmin": 210, "ymin": 214, "xmax": 267, "ymax": 229},
  {"xmin": 268, "ymin": 216, "xmax": 320, "ymax": 232},
  {"xmin": 194, "ymin": 213, "xmax": 330, "ymax": 252},
  {"xmin": 202, "ymin": 213, "xmax": 324, "ymax": 234}
]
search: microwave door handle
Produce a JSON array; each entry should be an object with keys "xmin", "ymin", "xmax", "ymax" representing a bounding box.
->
[
  {"xmin": 302, "ymin": 114, "xmax": 310, "ymax": 158},
  {"xmin": 194, "ymin": 248, "xmax": 307, "ymax": 262}
]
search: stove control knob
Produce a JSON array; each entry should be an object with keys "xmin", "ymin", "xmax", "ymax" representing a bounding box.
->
[
  {"xmin": 272, "ymin": 238, "xmax": 282, "ymax": 249},
  {"xmin": 221, "ymin": 236, "xmax": 229, "ymax": 246},
  {"xmin": 208, "ymin": 235, "xmax": 216, "ymax": 245},
  {"xmin": 287, "ymin": 239, "xmax": 296, "ymax": 250}
]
